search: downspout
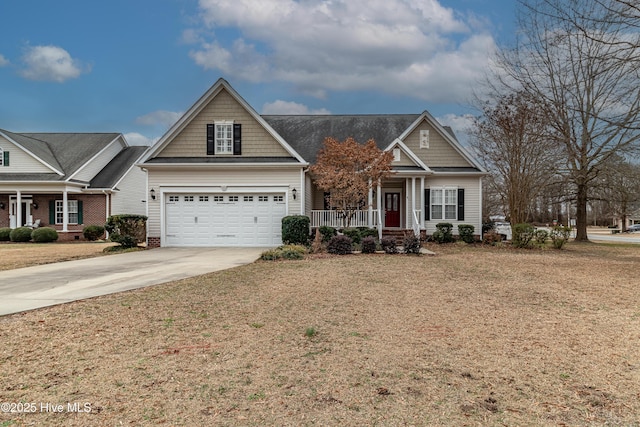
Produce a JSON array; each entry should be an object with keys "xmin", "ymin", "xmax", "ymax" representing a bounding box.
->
[{"xmin": 102, "ymin": 190, "xmax": 110, "ymax": 239}]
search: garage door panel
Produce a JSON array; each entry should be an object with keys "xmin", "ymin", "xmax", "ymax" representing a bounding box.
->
[{"xmin": 164, "ymin": 192, "xmax": 286, "ymax": 247}]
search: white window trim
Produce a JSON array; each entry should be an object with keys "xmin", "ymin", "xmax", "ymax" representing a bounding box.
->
[
  {"xmin": 215, "ymin": 121, "xmax": 234, "ymax": 154},
  {"xmin": 56, "ymin": 200, "xmax": 79, "ymax": 224},
  {"xmin": 0, "ymin": 147, "xmax": 3, "ymax": 166},
  {"xmin": 430, "ymin": 187, "xmax": 458, "ymax": 221}
]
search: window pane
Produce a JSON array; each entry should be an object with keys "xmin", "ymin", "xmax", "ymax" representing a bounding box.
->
[
  {"xmin": 432, "ymin": 205, "xmax": 443, "ymax": 220},
  {"xmin": 445, "ymin": 205, "xmax": 456, "ymax": 220}
]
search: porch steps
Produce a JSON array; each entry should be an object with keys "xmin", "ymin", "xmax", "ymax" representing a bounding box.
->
[{"xmin": 381, "ymin": 229, "xmax": 414, "ymax": 244}]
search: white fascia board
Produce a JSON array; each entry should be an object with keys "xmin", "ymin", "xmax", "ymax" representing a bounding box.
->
[
  {"xmin": 0, "ymin": 130, "xmax": 64, "ymax": 175},
  {"xmin": 139, "ymin": 162, "xmax": 308, "ymax": 169}
]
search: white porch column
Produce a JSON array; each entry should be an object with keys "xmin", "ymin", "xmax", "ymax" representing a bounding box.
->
[
  {"xmin": 405, "ymin": 179, "xmax": 410, "ymax": 228},
  {"xmin": 420, "ymin": 177, "xmax": 425, "ymax": 226},
  {"xmin": 62, "ymin": 189, "xmax": 68, "ymax": 232},
  {"xmin": 16, "ymin": 190, "xmax": 22, "ymax": 228},
  {"xmin": 368, "ymin": 179, "xmax": 373, "ymax": 228},
  {"xmin": 411, "ymin": 177, "xmax": 416, "ymax": 229},
  {"xmin": 377, "ymin": 180, "xmax": 382, "ymax": 239}
]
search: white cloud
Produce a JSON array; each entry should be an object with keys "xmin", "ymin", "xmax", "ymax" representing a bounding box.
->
[
  {"xmin": 0, "ymin": 54, "xmax": 9, "ymax": 67},
  {"xmin": 437, "ymin": 113, "xmax": 476, "ymax": 146},
  {"xmin": 262, "ymin": 100, "xmax": 330, "ymax": 115},
  {"xmin": 135, "ymin": 110, "xmax": 183, "ymax": 127},
  {"xmin": 19, "ymin": 45, "xmax": 87, "ymax": 82},
  {"xmin": 124, "ymin": 132, "xmax": 156, "ymax": 146},
  {"xmin": 189, "ymin": 0, "xmax": 496, "ymax": 103}
]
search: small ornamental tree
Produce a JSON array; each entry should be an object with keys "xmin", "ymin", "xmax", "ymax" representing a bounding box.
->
[
  {"xmin": 310, "ymin": 137, "xmax": 394, "ymax": 228},
  {"xmin": 105, "ymin": 214, "xmax": 147, "ymax": 248}
]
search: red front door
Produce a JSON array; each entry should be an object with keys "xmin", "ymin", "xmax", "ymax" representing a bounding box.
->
[{"xmin": 385, "ymin": 193, "xmax": 400, "ymax": 227}]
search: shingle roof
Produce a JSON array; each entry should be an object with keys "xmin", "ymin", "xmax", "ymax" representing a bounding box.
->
[
  {"xmin": 0, "ymin": 130, "xmax": 143, "ymax": 186},
  {"xmin": 90, "ymin": 146, "xmax": 148, "ymax": 188},
  {"xmin": 262, "ymin": 115, "xmax": 420, "ymax": 164},
  {"xmin": 18, "ymin": 132, "xmax": 121, "ymax": 176}
]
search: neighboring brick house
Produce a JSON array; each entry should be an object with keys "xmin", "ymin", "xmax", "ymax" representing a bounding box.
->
[
  {"xmin": 141, "ymin": 78, "xmax": 486, "ymax": 247},
  {"xmin": 0, "ymin": 130, "xmax": 147, "ymax": 240}
]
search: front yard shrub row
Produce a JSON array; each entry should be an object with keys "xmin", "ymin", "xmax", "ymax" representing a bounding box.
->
[
  {"xmin": 512, "ymin": 223, "xmax": 536, "ymax": 248},
  {"xmin": 361, "ymin": 236, "xmax": 377, "ymax": 254},
  {"xmin": 3, "ymin": 226, "xmax": 58, "ymax": 243},
  {"xmin": 380, "ymin": 237, "xmax": 398, "ymax": 254},
  {"xmin": 327, "ymin": 235, "xmax": 353, "ymax": 255},
  {"xmin": 31, "ymin": 227, "xmax": 59, "ymax": 243},
  {"xmin": 9, "ymin": 227, "xmax": 33, "ymax": 242},
  {"xmin": 105, "ymin": 214, "xmax": 147, "ymax": 248},
  {"xmin": 318, "ymin": 226, "xmax": 337, "ymax": 242},
  {"xmin": 83, "ymin": 225, "xmax": 105, "ymax": 241},
  {"xmin": 432, "ymin": 222, "xmax": 454, "ymax": 244},
  {"xmin": 282, "ymin": 215, "xmax": 310, "ymax": 246},
  {"xmin": 261, "ymin": 244, "xmax": 307, "ymax": 261},
  {"xmin": 550, "ymin": 226, "xmax": 571, "ymax": 249},
  {"xmin": 0, "ymin": 227, "xmax": 10, "ymax": 241},
  {"xmin": 457, "ymin": 224, "xmax": 475, "ymax": 244},
  {"xmin": 402, "ymin": 233, "xmax": 421, "ymax": 254}
]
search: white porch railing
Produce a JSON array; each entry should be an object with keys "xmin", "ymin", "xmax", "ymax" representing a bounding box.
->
[
  {"xmin": 310, "ymin": 210, "xmax": 377, "ymax": 228},
  {"xmin": 411, "ymin": 210, "xmax": 421, "ymax": 237}
]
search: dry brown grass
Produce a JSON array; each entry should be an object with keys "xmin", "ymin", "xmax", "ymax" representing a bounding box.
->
[
  {"xmin": 0, "ymin": 242, "xmax": 116, "ymax": 271},
  {"xmin": 1, "ymin": 242, "xmax": 640, "ymax": 426}
]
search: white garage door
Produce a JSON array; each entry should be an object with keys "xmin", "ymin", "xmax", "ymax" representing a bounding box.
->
[{"xmin": 164, "ymin": 193, "xmax": 287, "ymax": 246}]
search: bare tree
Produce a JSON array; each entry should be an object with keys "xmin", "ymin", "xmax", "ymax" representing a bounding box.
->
[
  {"xmin": 591, "ymin": 154, "xmax": 640, "ymax": 230},
  {"xmin": 492, "ymin": 0, "xmax": 640, "ymax": 240},
  {"xmin": 470, "ymin": 91, "xmax": 564, "ymax": 224}
]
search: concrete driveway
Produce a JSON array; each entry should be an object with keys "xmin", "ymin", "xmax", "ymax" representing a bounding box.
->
[{"xmin": 0, "ymin": 247, "xmax": 264, "ymax": 316}]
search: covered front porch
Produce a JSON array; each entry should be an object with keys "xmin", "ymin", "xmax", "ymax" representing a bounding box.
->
[{"xmin": 309, "ymin": 175, "xmax": 427, "ymax": 238}]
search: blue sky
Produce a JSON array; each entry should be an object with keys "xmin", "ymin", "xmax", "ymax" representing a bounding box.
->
[{"xmin": 0, "ymin": 0, "xmax": 516, "ymax": 146}]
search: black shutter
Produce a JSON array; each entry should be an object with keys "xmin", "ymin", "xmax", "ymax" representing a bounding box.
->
[
  {"xmin": 457, "ymin": 188, "xmax": 465, "ymax": 221},
  {"xmin": 77, "ymin": 200, "xmax": 83, "ymax": 224},
  {"xmin": 49, "ymin": 200, "xmax": 56, "ymax": 224},
  {"xmin": 424, "ymin": 189, "xmax": 430, "ymax": 220},
  {"xmin": 233, "ymin": 123, "xmax": 242, "ymax": 155},
  {"xmin": 3, "ymin": 151, "xmax": 9, "ymax": 166},
  {"xmin": 206, "ymin": 124, "xmax": 215, "ymax": 155}
]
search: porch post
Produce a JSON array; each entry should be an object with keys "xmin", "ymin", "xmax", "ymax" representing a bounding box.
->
[
  {"xmin": 377, "ymin": 180, "xmax": 382, "ymax": 240},
  {"xmin": 16, "ymin": 190, "xmax": 22, "ymax": 228},
  {"xmin": 411, "ymin": 177, "xmax": 416, "ymax": 230},
  {"xmin": 405, "ymin": 179, "xmax": 410, "ymax": 229},
  {"xmin": 420, "ymin": 177, "xmax": 425, "ymax": 226},
  {"xmin": 368, "ymin": 179, "xmax": 373, "ymax": 228},
  {"xmin": 62, "ymin": 189, "xmax": 68, "ymax": 232}
]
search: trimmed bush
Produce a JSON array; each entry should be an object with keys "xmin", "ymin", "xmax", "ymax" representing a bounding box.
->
[
  {"xmin": 327, "ymin": 235, "xmax": 353, "ymax": 255},
  {"xmin": 105, "ymin": 214, "xmax": 147, "ymax": 248},
  {"xmin": 482, "ymin": 231, "xmax": 502, "ymax": 246},
  {"xmin": 0, "ymin": 227, "xmax": 11, "ymax": 241},
  {"xmin": 261, "ymin": 244, "xmax": 307, "ymax": 261},
  {"xmin": 10, "ymin": 226, "xmax": 33, "ymax": 242},
  {"xmin": 31, "ymin": 227, "xmax": 58, "ymax": 243},
  {"xmin": 534, "ymin": 229, "xmax": 549, "ymax": 246},
  {"xmin": 282, "ymin": 215, "xmax": 310, "ymax": 246},
  {"xmin": 357, "ymin": 227, "xmax": 378, "ymax": 240},
  {"xmin": 432, "ymin": 222, "xmax": 454, "ymax": 244},
  {"xmin": 550, "ymin": 226, "xmax": 572, "ymax": 249},
  {"xmin": 512, "ymin": 223, "xmax": 536, "ymax": 248},
  {"xmin": 458, "ymin": 224, "xmax": 475, "ymax": 244},
  {"xmin": 318, "ymin": 226, "xmax": 337, "ymax": 243},
  {"xmin": 402, "ymin": 233, "xmax": 421, "ymax": 254},
  {"xmin": 381, "ymin": 237, "xmax": 398, "ymax": 254},
  {"xmin": 83, "ymin": 225, "xmax": 105, "ymax": 241},
  {"xmin": 342, "ymin": 228, "xmax": 362, "ymax": 244},
  {"xmin": 361, "ymin": 236, "xmax": 377, "ymax": 254}
]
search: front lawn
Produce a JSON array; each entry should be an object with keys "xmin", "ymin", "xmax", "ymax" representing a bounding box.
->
[
  {"xmin": 0, "ymin": 242, "xmax": 117, "ymax": 271},
  {"xmin": 1, "ymin": 243, "xmax": 639, "ymax": 425}
]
